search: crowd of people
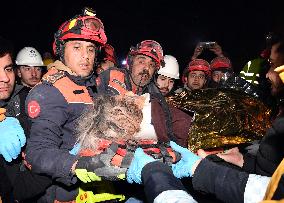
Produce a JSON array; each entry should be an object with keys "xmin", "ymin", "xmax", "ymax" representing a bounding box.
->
[{"xmin": 0, "ymin": 6, "xmax": 284, "ymax": 203}]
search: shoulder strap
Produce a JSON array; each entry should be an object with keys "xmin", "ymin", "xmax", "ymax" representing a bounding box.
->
[{"xmin": 42, "ymin": 69, "xmax": 65, "ymax": 84}]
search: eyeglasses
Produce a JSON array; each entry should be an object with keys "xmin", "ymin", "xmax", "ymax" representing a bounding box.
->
[{"xmin": 189, "ymin": 74, "xmax": 205, "ymax": 79}]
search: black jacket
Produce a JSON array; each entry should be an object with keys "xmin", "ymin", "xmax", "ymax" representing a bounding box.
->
[
  {"xmin": 243, "ymin": 116, "xmax": 284, "ymax": 176},
  {"xmin": 25, "ymin": 71, "xmax": 97, "ymax": 202},
  {"xmin": 0, "ymin": 84, "xmax": 52, "ymax": 203}
]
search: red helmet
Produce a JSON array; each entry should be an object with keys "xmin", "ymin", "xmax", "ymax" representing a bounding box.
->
[
  {"xmin": 210, "ymin": 56, "xmax": 232, "ymax": 71},
  {"xmin": 53, "ymin": 8, "xmax": 107, "ymax": 57},
  {"xmin": 182, "ymin": 59, "xmax": 211, "ymax": 83},
  {"xmin": 128, "ymin": 40, "xmax": 164, "ymax": 68},
  {"xmin": 101, "ymin": 44, "xmax": 117, "ymax": 65},
  {"xmin": 188, "ymin": 59, "xmax": 211, "ymax": 76}
]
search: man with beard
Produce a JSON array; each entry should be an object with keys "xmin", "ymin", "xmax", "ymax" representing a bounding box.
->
[
  {"xmin": 15, "ymin": 47, "xmax": 45, "ymax": 88},
  {"xmin": 0, "ymin": 36, "xmax": 52, "ymax": 203},
  {"xmin": 97, "ymin": 40, "xmax": 191, "ymax": 147},
  {"xmin": 0, "ymin": 35, "xmax": 27, "ymax": 165},
  {"xmin": 96, "ymin": 40, "xmax": 192, "ymax": 202},
  {"xmin": 155, "ymin": 55, "xmax": 180, "ymax": 96}
]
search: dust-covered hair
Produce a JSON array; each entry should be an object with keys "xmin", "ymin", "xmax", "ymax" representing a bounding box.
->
[{"xmin": 76, "ymin": 94, "xmax": 144, "ymax": 151}]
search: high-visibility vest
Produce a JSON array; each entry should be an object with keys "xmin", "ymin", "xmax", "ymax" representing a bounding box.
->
[{"xmin": 239, "ymin": 58, "xmax": 265, "ymax": 85}]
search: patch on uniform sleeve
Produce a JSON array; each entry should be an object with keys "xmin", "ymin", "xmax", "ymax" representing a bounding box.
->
[{"xmin": 27, "ymin": 100, "xmax": 41, "ymax": 118}]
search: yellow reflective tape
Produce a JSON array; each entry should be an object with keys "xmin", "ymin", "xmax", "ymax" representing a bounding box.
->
[
  {"xmin": 69, "ymin": 19, "xmax": 77, "ymax": 30},
  {"xmin": 117, "ymin": 173, "xmax": 126, "ymax": 180},
  {"xmin": 85, "ymin": 10, "xmax": 96, "ymax": 17},
  {"xmin": 76, "ymin": 187, "xmax": 125, "ymax": 203}
]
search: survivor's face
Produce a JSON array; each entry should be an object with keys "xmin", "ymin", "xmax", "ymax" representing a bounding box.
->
[
  {"xmin": 0, "ymin": 54, "xmax": 15, "ymax": 100},
  {"xmin": 185, "ymin": 70, "xmax": 206, "ymax": 90},
  {"xmin": 17, "ymin": 66, "xmax": 42, "ymax": 87},
  {"xmin": 156, "ymin": 74, "xmax": 175, "ymax": 95},
  {"xmin": 212, "ymin": 70, "xmax": 225, "ymax": 83},
  {"xmin": 130, "ymin": 54, "xmax": 156, "ymax": 87},
  {"xmin": 64, "ymin": 40, "xmax": 97, "ymax": 77},
  {"xmin": 266, "ymin": 43, "xmax": 284, "ymax": 96}
]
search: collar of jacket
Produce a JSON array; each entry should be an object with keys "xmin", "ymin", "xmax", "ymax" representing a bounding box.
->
[
  {"xmin": 0, "ymin": 84, "xmax": 24, "ymax": 107},
  {"xmin": 66, "ymin": 72, "xmax": 96, "ymax": 87},
  {"xmin": 48, "ymin": 60, "xmax": 97, "ymax": 88}
]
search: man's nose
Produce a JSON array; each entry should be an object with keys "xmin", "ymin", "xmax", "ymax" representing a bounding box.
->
[
  {"xmin": 216, "ymin": 74, "xmax": 221, "ymax": 81},
  {"xmin": 0, "ymin": 70, "xmax": 10, "ymax": 82},
  {"xmin": 81, "ymin": 49, "xmax": 89, "ymax": 60},
  {"xmin": 30, "ymin": 67, "xmax": 38, "ymax": 76}
]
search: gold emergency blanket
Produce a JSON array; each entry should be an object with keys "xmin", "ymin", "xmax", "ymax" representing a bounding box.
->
[{"xmin": 167, "ymin": 88, "xmax": 272, "ymax": 152}]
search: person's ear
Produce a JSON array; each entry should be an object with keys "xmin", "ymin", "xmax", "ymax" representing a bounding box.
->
[
  {"xmin": 184, "ymin": 76, "xmax": 188, "ymax": 83},
  {"xmin": 16, "ymin": 68, "xmax": 22, "ymax": 78}
]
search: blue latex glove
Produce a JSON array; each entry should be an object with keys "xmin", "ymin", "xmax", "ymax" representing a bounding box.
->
[
  {"xmin": 0, "ymin": 117, "xmax": 26, "ymax": 162},
  {"xmin": 170, "ymin": 141, "xmax": 201, "ymax": 178},
  {"xmin": 127, "ymin": 148, "xmax": 155, "ymax": 184},
  {"xmin": 69, "ymin": 143, "xmax": 81, "ymax": 155}
]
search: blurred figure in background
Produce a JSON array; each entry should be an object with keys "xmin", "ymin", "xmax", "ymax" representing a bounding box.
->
[
  {"xmin": 42, "ymin": 51, "xmax": 55, "ymax": 67},
  {"xmin": 209, "ymin": 56, "xmax": 233, "ymax": 87},
  {"xmin": 15, "ymin": 47, "xmax": 45, "ymax": 88},
  {"xmin": 176, "ymin": 59, "xmax": 211, "ymax": 93},
  {"xmin": 155, "ymin": 55, "xmax": 180, "ymax": 96},
  {"xmin": 96, "ymin": 43, "xmax": 117, "ymax": 75}
]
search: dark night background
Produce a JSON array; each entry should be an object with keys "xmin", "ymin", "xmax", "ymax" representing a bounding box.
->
[{"xmin": 1, "ymin": 0, "xmax": 283, "ymax": 74}]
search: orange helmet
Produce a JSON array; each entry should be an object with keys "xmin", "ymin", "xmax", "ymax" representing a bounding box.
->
[
  {"xmin": 210, "ymin": 56, "xmax": 232, "ymax": 71},
  {"xmin": 53, "ymin": 8, "xmax": 107, "ymax": 57},
  {"xmin": 128, "ymin": 40, "xmax": 164, "ymax": 68},
  {"xmin": 101, "ymin": 44, "xmax": 117, "ymax": 65}
]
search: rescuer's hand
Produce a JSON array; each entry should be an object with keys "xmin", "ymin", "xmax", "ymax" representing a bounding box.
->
[
  {"xmin": 0, "ymin": 117, "xmax": 26, "ymax": 162},
  {"xmin": 170, "ymin": 141, "xmax": 201, "ymax": 178},
  {"xmin": 191, "ymin": 45, "xmax": 203, "ymax": 60},
  {"xmin": 126, "ymin": 148, "xmax": 155, "ymax": 184},
  {"xmin": 209, "ymin": 42, "xmax": 224, "ymax": 57}
]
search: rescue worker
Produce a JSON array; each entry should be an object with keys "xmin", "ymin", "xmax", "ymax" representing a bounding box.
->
[
  {"xmin": 210, "ymin": 56, "xmax": 233, "ymax": 84},
  {"xmin": 0, "ymin": 36, "xmax": 51, "ymax": 203},
  {"xmin": 96, "ymin": 40, "xmax": 193, "ymax": 201},
  {"xmin": 240, "ymin": 57, "xmax": 265, "ymax": 85},
  {"xmin": 96, "ymin": 43, "xmax": 117, "ymax": 75},
  {"xmin": 25, "ymin": 8, "xmax": 124, "ymax": 202},
  {"xmin": 97, "ymin": 39, "xmax": 192, "ymax": 147},
  {"xmin": 15, "ymin": 47, "xmax": 45, "ymax": 88},
  {"xmin": 155, "ymin": 55, "xmax": 180, "ymax": 96},
  {"xmin": 176, "ymin": 59, "xmax": 211, "ymax": 93}
]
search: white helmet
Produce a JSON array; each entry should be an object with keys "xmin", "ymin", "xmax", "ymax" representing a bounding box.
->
[
  {"xmin": 157, "ymin": 55, "xmax": 179, "ymax": 79},
  {"xmin": 16, "ymin": 47, "xmax": 44, "ymax": 66}
]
